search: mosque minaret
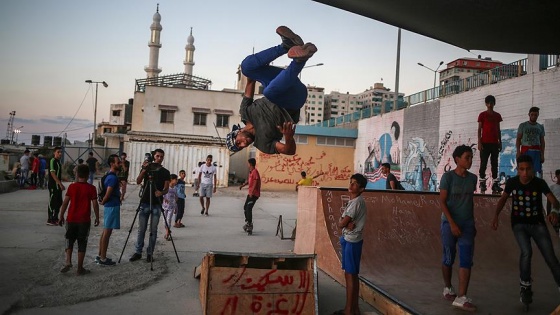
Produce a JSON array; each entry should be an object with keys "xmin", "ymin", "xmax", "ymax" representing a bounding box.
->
[
  {"xmin": 184, "ymin": 27, "xmax": 195, "ymax": 76},
  {"xmin": 145, "ymin": 4, "xmax": 163, "ymax": 78}
]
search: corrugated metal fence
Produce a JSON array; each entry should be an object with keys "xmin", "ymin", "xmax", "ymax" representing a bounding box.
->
[{"xmin": 126, "ymin": 141, "xmax": 230, "ymax": 187}]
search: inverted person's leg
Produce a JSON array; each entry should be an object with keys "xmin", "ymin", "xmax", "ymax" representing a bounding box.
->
[
  {"xmin": 264, "ymin": 60, "xmax": 307, "ymax": 110},
  {"xmin": 241, "ymin": 45, "xmax": 285, "ymax": 87}
]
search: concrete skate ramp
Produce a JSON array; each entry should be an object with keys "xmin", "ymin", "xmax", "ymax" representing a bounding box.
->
[{"xmin": 295, "ymin": 187, "xmax": 560, "ymax": 314}]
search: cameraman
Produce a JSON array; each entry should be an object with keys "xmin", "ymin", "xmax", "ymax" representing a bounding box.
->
[{"xmin": 129, "ymin": 149, "xmax": 170, "ymax": 263}]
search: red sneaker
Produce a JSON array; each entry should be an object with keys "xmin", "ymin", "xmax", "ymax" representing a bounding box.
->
[{"xmin": 287, "ymin": 43, "xmax": 317, "ymax": 62}]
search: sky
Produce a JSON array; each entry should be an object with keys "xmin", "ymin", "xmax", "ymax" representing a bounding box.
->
[{"xmin": 0, "ymin": 0, "xmax": 526, "ymax": 145}]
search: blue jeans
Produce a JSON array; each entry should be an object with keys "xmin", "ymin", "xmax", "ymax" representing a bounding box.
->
[
  {"xmin": 135, "ymin": 203, "xmax": 162, "ymax": 256},
  {"xmin": 88, "ymin": 171, "xmax": 95, "ymax": 184},
  {"xmin": 241, "ymin": 45, "xmax": 307, "ymax": 110},
  {"xmin": 512, "ymin": 223, "xmax": 560, "ymax": 286}
]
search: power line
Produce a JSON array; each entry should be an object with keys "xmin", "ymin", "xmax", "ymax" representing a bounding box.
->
[
  {"xmin": 20, "ymin": 125, "xmax": 92, "ymax": 135},
  {"xmin": 57, "ymin": 85, "xmax": 93, "ymax": 137}
]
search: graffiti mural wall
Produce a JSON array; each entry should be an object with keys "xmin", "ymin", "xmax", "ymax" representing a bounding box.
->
[
  {"xmin": 354, "ymin": 99, "xmax": 560, "ymax": 192},
  {"xmin": 401, "ymin": 101, "xmax": 441, "ymax": 191},
  {"xmin": 356, "ymin": 111, "xmax": 404, "ymax": 189}
]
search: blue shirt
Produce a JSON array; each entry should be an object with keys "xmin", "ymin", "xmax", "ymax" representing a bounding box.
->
[
  {"xmin": 39, "ymin": 158, "xmax": 47, "ymax": 172},
  {"xmin": 103, "ymin": 172, "xmax": 121, "ymax": 207},
  {"xmin": 176, "ymin": 179, "xmax": 186, "ymax": 199}
]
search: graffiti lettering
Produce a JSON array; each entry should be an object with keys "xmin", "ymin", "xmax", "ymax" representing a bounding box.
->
[
  {"xmin": 437, "ymin": 130, "xmax": 453, "ymax": 167},
  {"xmin": 239, "ymin": 269, "xmax": 294, "ymax": 291}
]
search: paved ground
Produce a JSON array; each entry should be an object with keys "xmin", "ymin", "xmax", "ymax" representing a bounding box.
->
[{"xmin": 0, "ymin": 182, "xmax": 377, "ymax": 315}]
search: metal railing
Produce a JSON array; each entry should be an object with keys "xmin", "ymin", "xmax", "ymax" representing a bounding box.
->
[
  {"xmin": 312, "ymin": 55, "xmax": 559, "ymax": 127},
  {"xmin": 406, "ymin": 58, "xmax": 528, "ymax": 106},
  {"xmin": 135, "ymin": 72, "xmax": 212, "ymax": 92}
]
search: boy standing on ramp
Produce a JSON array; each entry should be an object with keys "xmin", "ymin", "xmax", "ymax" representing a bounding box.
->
[
  {"xmin": 336, "ymin": 173, "xmax": 368, "ymax": 315},
  {"xmin": 439, "ymin": 145, "xmax": 478, "ymax": 312},
  {"xmin": 225, "ymin": 26, "xmax": 317, "ymax": 155}
]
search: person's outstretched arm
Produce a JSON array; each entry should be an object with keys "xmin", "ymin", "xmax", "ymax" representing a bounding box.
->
[
  {"xmin": 245, "ymin": 78, "xmax": 255, "ymax": 99},
  {"xmin": 275, "ymin": 122, "xmax": 296, "ymax": 155}
]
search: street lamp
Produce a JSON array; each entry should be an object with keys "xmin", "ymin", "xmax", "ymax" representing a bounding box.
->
[
  {"xmin": 85, "ymin": 80, "xmax": 108, "ymax": 144},
  {"xmin": 417, "ymin": 61, "xmax": 444, "ymax": 91},
  {"xmin": 299, "ymin": 62, "xmax": 324, "ymax": 79},
  {"xmin": 13, "ymin": 126, "xmax": 23, "ymax": 144}
]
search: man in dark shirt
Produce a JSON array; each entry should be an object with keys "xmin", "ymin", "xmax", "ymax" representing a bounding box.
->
[
  {"xmin": 129, "ymin": 149, "xmax": 170, "ymax": 263},
  {"xmin": 225, "ymin": 26, "xmax": 317, "ymax": 155},
  {"xmin": 85, "ymin": 151, "xmax": 98, "ymax": 185},
  {"xmin": 381, "ymin": 163, "xmax": 403, "ymax": 190},
  {"xmin": 492, "ymin": 154, "xmax": 560, "ymax": 305},
  {"xmin": 47, "ymin": 147, "xmax": 65, "ymax": 225}
]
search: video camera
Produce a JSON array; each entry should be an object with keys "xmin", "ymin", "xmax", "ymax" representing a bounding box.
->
[{"xmin": 144, "ymin": 152, "xmax": 154, "ymax": 163}]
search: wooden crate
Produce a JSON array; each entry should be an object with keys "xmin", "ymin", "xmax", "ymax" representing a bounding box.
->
[{"xmin": 198, "ymin": 251, "xmax": 317, "ymax": 315}]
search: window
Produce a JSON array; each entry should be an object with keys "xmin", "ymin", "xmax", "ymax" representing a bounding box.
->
[
  {"xmin": 103, "ymin": 128, "xmax": 111, "ymax": 133},
  {"xmin": 112, "ymin": 110, "xmax": 121, "ymax": 116},
  {"xmin": 158, "ymin": 105, "xmax": 178, "ymax": 124},
  {"xmin": 316, "ymin": 136, "xmax": 355, "ymax": 147},
  {"xmin": 160, "ymin": 110, "xmax": 175, "ymax": 123},
  {"xmin": 194, "ymin": 113, "xmax": 207, "ymax": 126},
  {"xmin": 216, "ymin": 114, "xmax": 229, "ymax": 128},
  {"xmin": 294, "ymin": 135, "xmax": 308, "ymax": 144}
]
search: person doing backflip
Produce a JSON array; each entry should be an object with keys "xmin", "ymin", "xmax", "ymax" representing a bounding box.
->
[
  {"xmin": 225, "ymin": 26, "xmax": 317, "ymax": 155},
  {"xmin": 477, "ymin": 95, "xmax": 503, "ymax": 193}
]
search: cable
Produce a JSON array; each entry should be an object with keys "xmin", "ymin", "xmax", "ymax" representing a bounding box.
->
[
  {"xmin": 20, "ymin": 125, "xmax": 92, "ymax": 135},
  {"xmin": 56, "ymin": 85, "xmax": 93, "ymax": 137}
]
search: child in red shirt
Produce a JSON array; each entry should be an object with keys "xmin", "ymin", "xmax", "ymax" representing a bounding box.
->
[{"xmin": 59, "ymin": 164, "xmax": 99, "ymax": 275}]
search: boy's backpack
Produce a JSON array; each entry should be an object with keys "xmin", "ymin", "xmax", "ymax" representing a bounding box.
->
[{"xmin": 98, "ymin": 172, "xmax": 117, "ymax": 202}]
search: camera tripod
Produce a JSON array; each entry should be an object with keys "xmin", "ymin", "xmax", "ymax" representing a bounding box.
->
[{"xmin": 119, "ymin": 169, "xmax": 180, "ymax": 270}]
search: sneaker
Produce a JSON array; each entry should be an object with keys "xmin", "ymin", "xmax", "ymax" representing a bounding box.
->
[
  {"xmin": 146, "ymin": 254, "xmax": 154, "ymax": 263},
  {"xmin": 243, "ymin": 223, "xmax": 248, "ymax": 232},
  {"xmin": 443, "ymin": 286, "xmax": 457, "ymax": 301},
  {"xmin": 129, "ymin": 253, "xmax": 142, "ymax": 262},
  {"xmin": 276, "ymin": 26, "xmax": 304, "ymax": 49},
  {"xmin": 287, "ymin": 43, "xmax": 317, "ymax": 62},
  {"xmin": 520, "ymin": 286, "xmax": 533, "ymax": 304},
  {"xmin": 95, "ymin": 256, "xmax": 101, "ymax": 263},
  {"xmin": 98, "ymin": 258, "xmax": 116, "ymax": 266},
  {"xmin": 200, "ymin": 208, "xmax": 205, "ymax": 215},
  {"xmin": 492, "ymin": 181, "xmax": 503, "ymax": 193},
  {"xmin": 46, "ymin": 220, "xmax": 56, "ymax": 226},
  {"xmin": 452, "ymin": 296, "xmax": 476, "ymax": 312}
]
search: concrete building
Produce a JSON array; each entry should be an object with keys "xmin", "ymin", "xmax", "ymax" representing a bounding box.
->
[
  {"xmin": 98, "ymin": 100, "xmax": 133, "ymax": 149},
  {"xmin": 324, "ymin": 91, "xmax": 359, "ymax": 120},
  {"xmin": 356, "ymin": 82, "xmax": 404, "ymax": 112},
  {"xmin": 301, "ymin": 86, "xmax": 325, "ymax": 125},
  {"xmin": 439, "ymin": 57, "xmax": 504, "ymax": 85},
  {"xmin": 124, "ymin": 6, "xmax": 251, "ymax": 186}
]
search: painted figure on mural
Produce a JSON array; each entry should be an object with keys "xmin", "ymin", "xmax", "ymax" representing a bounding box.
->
[
  {"xmin": 390, "ymin": 121, "xmax": 401, "ymax": 165},
  {"xmin": 401, "ymin": 137, "xmax": 438, "ymax": 192}
]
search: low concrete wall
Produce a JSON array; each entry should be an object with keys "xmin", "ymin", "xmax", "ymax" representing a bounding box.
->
[{"xmin": 0, "ymin": 180, "xmax": 18, "ymax": 194}]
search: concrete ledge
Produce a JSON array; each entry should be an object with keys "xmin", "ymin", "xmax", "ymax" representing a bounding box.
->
[{"xmin": 0, "ymin": 180, "xmax": 18, "ymax": 194}]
